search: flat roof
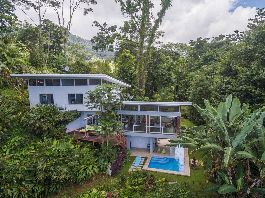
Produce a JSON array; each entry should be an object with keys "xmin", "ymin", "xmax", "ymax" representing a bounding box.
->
[
  {"xmin": 122, "ymin": 101, "xmax": 192, "ymax": 106},
  {"xmin": 10, "ymin": 73, "xmax": 130, "ymax": 87}
]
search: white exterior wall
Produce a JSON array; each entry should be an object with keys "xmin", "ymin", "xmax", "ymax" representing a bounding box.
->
[
  {"xmin": 66, "ymin": 111, "xmax": 96, "ymax": 132},
  {"xmin": 129, "ymin": 136, "xmax": 150, "ymax": 149},
  {"xmin": 28, "ymin": 85, "xmax": 98, "ymax": 111}
]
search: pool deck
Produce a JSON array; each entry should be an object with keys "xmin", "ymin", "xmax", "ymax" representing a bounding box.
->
[{"xmin": 130, "ymin": 148, "xmax": 190, "ymax": 176}]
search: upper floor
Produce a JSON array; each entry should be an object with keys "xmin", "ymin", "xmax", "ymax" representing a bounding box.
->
[{"xmin": 11, "ymin": 73, "xmax": 130, "ymax": 111}]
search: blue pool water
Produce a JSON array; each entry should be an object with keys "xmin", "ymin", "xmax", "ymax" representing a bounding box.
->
[{"xmin": 148, "ymin": 156, "xmax": 180, "ymax": 172}]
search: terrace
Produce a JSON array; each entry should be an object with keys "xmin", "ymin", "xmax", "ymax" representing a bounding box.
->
[{"xmin": 118, "ymin": 101, "xmax": 192, "ymax": 137}]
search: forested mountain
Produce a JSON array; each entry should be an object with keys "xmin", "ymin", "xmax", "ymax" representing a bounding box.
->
[{"xmin": 68, "ymin": 33, "xmax": 114, "ymax": 59}]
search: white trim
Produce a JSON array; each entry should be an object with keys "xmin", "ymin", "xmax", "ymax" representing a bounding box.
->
[
  {"xmin": 10, "ymin": 73, "xmax": 130, "ymax": 87},
  {"xmin": 122, "ymin": 101, "xmax": 192, "ymax": 106}
]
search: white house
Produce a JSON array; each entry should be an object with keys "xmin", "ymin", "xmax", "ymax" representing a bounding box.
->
[
  {"xmin": 11, "ymin": 74, "xmax": 130, "ymax": 131},
  {"xmin": 11, "ymin": 73, "xmax": 192, "ymax": 153}
]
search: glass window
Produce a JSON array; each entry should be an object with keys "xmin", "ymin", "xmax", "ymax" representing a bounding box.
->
[
  {"xmin": 45, "ymin": 79, "xmax": 60, "ymax": 86},
  {"xmin": 29, "ymin": 79, "xmax": 36, "ymax": 86},
  {"xmin": 121, "ymin": 105, "xmax": 138, "ymax": 111},
  {"xmin": 89, "ymin": 78, "xmax": 101, "ymax": 85},
  {"xmin": 62, "ymin": 79, "xmax": 74, "ymax": 86},
  {"xmin": 140, "ymin": 105, "xmax": 158, "ymax": 111},
  {"xmin": 75, "ymin": 79, "xmax": 87, "ymax": 86},
  {"xmin": 161, "ymin": 116, "xmax": 176, "ymax": 134},
  {"xmin": 36, "ymin": 79, "xmax": 44, "ymax": 86},
  {"xmin": 40, "ymin": 94, "xmax": 54, "ymax": 104},
  {"xmin": 68, "ymin": 94, "xmax": 83, "ymax": 104},
  {"xmin": 102, "ymin": 79, "xmax": 111, "ymax": 84},
  {"xmin": 159, "ymin": 106, "xmax": 179, "ymax": 112}
]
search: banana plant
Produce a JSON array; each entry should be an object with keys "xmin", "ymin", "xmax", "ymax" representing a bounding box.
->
[{"xmin": 171, "ymin": 95, "xmax": 265, "ymax": 196}]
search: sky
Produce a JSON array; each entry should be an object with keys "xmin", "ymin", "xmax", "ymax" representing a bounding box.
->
[{"xmin": 15, "ymin": 0, "xmax": 265, "ymax": 43}]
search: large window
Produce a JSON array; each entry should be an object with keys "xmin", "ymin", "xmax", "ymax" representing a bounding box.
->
[
  {"xmin": 121, "ymin": 105, "xmax": 138, "ymax": 111},
  {"xmin": 159, "ymin": 106, "xmax": 179, "ymax": 112},
  {"xmin": 89, "ymin": 78, "xmax": 101, "ymax": 85},
  {"xmin": 45, "ymin": 79, "xmax": 60, "ymax": 86},
  {"xmin": 40, "ymin": 94, "xmax": 54, "ymax": 104},
  {"xmin": 29, "ymin": 79, "xmax": 44, "ymax": 86},
  {"xmin": 68, "ymin": 94, "xmax": 83, "ymax": 104},
  {"xmin": 140, "ymin": 105, "xmax": 158, "ymax": 111},
  {"xmin": 62, "ymin": 79, "xmax": 74, "ymax": 86},
  {"xmin": 75, "ymin": 79, "xmax": 87, "ymax": 86}
]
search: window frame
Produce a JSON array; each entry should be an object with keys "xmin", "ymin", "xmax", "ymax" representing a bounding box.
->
[
  {"xmin": 68, "ymin": 94, "xmax": 83, "ymax": 104},
  {"xmin": 45, "ymin": 79, "xmax": 61, "ymax": 86},
  {"xmin": 61, "ymin": 79, "xmax": 75, "ymax": 86},
  {"xmin": 89, "ymin": 78, "xmax": 102, "ymax": 85},
  {"xmin": 39, "ymin": 94, "xmax": 54, "ymax": 104},
  {"xmin": 75, "ymin": 79, "xmax": 87, "ymax": 86}
]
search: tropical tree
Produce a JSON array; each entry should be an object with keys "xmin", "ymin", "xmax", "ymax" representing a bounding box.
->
[
  {"xmin": 0, "ymin": 0, "xmax": 17, "ymax": 34},
  {"xmin": 86, "ymin": 84, "xmax": 125, "ymax": 145},
  {"xmin": 92, "ymin": 0, "xmax": 172, "ymax": 93},
  {"xmin": 171, "ymin": 95, "xmax": 265, "ymax": 196}
]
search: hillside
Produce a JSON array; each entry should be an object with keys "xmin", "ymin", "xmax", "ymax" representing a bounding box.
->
[{"xmin": 68, "ymin": 34, "xmax": 115, "ymax": 59}]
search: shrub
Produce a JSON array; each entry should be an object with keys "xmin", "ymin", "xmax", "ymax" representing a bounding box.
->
[
  {"xmin": 80, "ymin": 171, "xmax": 190, "ymax": 198},
  {"xmin": 0, "ymin": 136, "xmax": 99, "ymax": 197},
  {"xmin": 23, "ymin": 104, "xmax": 79, "ymax": 139}
]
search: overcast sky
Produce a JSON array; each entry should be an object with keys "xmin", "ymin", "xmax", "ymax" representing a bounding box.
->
[{"xmin": 15, "ymin": 0, "xmax": 265, "ymax": 43}]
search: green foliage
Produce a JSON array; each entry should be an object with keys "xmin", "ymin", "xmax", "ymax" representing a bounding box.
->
[
  {"xmin": 0, "ymin": 0, "xmax": 17, "ymax": 34},
  {"xmin": 171, "ymin": 95, "xmax": 265, "ymax": 196},
  {"xmin": 0, "ymin": 137, "xmax": 99, "ymax": 197},
  {"xmin": 92, "ymin": 0, "xmax": 172, "ymax": 91},
  {"xmin": 86, "ymin": 84, "xmax": 124, "ymax": 140},
  {"xmin": 0, "ymin": 89, "xmax": 29, "ymax": 141},
  {"xmin": 95, "ymin": 143, "xmax": 118, "ymax": 172},
  {"xmin": 80, "ymin": 171, "xmax": 190, "ymax": 198},
  {"xmin": 23, "ymin": 105, "xmax": 79, "ymax": 139}
]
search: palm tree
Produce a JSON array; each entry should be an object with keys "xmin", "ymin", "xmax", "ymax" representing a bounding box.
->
[{"xmin": 171, "ymin": 95, "xmax": 265, "ymax": 196}]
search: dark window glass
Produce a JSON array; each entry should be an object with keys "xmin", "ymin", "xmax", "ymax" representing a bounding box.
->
[
  {"xmin": 36, "ymin": 79, "xmax": 44, "ymax": 86},
  {"xmin": 62, "ymin": 79, "xmax": 74, "ymax": 86},
  {"xmin": 45, "ymin": 79, "xmax": 60, "ymax": 86},
  {"xmin": 102, "ymin": 80, "xmax": 111, "ymax": 84},
  {"xmin": 76, "ymin": 94, "xmax": 83, "ymax": 104},
  {"xmin": 29, "ymin": 79, "xmax": 36, "ymax": 86},
  {"xmin": 140, "ymin": 105, "xmax": 158, "ymax": 111},
  {"xmin": 121, "ymin": 105, "xmax": 138, "ymax": 111},
  {"xmin": 68, "ymin": 94, "xmax": 83, "ymax": 104},
  {"xmin": 75, "ymin": 79, "xmax": 87, "ymax": 86},
  {"xmin": 159, "ymin": 106, "xmax": 179, "ymax": 112},
  {"xmin": 40, "ymin": 94, "xmax": 54, "ymax": 104},
  {"xmin": 89, "ymin": 78, "xmax": 101, "ymax": 85}
]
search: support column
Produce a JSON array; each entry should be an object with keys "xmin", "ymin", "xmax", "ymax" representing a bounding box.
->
[
  {"xmin": 176, "ymin": 117, "xmax": 181, "ymax": 135},
  {"xmin": 127, "ymin": 137, "xmax": 131, "ymax": 150},
  {"xmin": 149, "ymin": 138, "xmax": 154, "ymax": 153}
]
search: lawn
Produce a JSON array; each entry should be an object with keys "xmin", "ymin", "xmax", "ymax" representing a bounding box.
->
[{"xmin": 51, "ymin": 152, "xmax": 214, "ymax": 198}]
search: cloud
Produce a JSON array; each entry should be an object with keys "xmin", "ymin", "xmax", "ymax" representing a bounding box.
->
[
  {"xmin": 160, "ymin": 0, "xmax": 256, "ymax": 42},
  {"xmin": 15, "ymin": 0, "xmax": 257, "ymax": 43}
]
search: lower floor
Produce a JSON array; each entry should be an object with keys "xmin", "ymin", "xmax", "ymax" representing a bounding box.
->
[{"xmin": 126, "ymin": 133, "xmax": 176, "ymax": 153}]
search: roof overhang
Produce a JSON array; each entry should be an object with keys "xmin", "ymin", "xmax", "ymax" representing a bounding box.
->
[
  {"xmin": 122, "ymin": 101, "xmax": 192, "ymax": 106},
  {"xmin": 10, "ymin": 73, "xmax": 131, "ymax": 87}
]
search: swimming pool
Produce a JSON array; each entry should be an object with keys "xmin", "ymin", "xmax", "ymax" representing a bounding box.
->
[{"xmin": 148, "ymin": 156, "xmax": 184, "ymax": 172}]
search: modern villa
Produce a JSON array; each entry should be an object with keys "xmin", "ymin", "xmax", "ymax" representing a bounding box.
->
[{"xmin": 11, "ymin": 74, "xmax": 192, "ymax": 158}]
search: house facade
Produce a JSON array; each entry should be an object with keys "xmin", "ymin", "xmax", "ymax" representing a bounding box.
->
[
  {"xmin": 11, "ymin": 73, "xmax": 192, "ymax": 153},
  {"xmin": 11, "ymin": 74, "xmax": 130, "ymax": 131}
]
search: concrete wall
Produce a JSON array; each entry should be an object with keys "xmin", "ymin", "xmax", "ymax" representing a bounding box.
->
[
  {"xmin": 65, "ymin": 111, "xmax": 90, "ymax": 132},
  {"xmin": 28, "ymin": 85, "xmax": 98, "ymax": 111},
  {"xmin": 127, "ymin": 136, "xmax": 155, "ymax": 152}
]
